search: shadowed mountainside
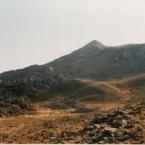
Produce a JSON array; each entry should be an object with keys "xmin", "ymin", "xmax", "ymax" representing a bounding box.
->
[
  {"xmin": 48, "ymin": 40, "xmax": 145, "ymax": 80},
  {"xmin": 0, "ymin": 65, "xmax": 66, "ymax": 116},
  {"xmin": 1, "ymin": 40, "xmax": 145, "ymax": 84}
]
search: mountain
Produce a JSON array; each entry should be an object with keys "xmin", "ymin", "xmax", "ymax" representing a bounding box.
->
[
  {"xmin": 1, "ymin": 40, "xmax": 145, "ymax": 100},
  {"xmin": 48, "ymin": 40, "xmax": 145, "ymax": 80},
  {"xmin": 1, "ymin": 40, "xmax": 145, "ymax": 82},
  {"xmin": 1, "ymin": 40, "xmax": 145, "ymax": 116}
]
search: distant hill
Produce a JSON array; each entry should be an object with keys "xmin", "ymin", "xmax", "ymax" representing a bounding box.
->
[
  {"xmin": 1, "ymin": 40, "xmax": 145, "ymax": 82},
  {"xmin": 0, "ymin": 64, "xmax": 66, "ymax": 101},
  {"xmin": 48, "ymin": 40, "xmax": 145, "ymax": 80},
  {"xmin": 0, "ymin": 65, "xmax": 66, "ymax": 116}
]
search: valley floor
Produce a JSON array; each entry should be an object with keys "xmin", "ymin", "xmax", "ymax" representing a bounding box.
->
[{"xmin": 0, "ymin": 102, "xmax": 119, "ymax": 143}]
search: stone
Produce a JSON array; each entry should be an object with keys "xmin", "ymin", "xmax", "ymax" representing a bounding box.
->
[
  {"xmin": 99, "ymin": 141, "xmax": 104, "ymax": 144},
  {"xmin": 125, "ymin": 122, "xmax": 134, "ymax": 129},
  {"xmin": 114, "ymin": 115, "xmax": 123, "ymax": 120},
  {"xmin": 103, "ymin": 127, "xmax": 117, "ymax": 133},
  {"xmin": 128, "ymin": 131, "xmax": 138, "ymax": 139},
  {"xmin": 85, "ymin": 130, "xmax": 91, "ymax": 135},
  {"xmin": 93, "ymin": 133, "xmax": 103, "ymax": 142},
  {"xmin": 108, "ymin": 136, "xmax": 115, "ymax": 141},
  {"xmin": 102, "ymin": 127, "xmax": 117, "ymax": 138},
  {"xmin": 88, "ymin": 132, "xmax": 96, "ymax": 137},
  {"xmin": 115, "ymin": 132, "xmax": 122, "ymax": 137},
  {"xmin": 122, "ymin": 110, "xmax": 129, "ymax": 115},
  {"xmin": 84, "ymin": 125, "xmax": 94, "ymax": 131},
  {"xmin": 93, "ymin": 124, "xmax": 101, "ymax": 129},
  {"xmin": 111, "ymin": 120, "xmax": 122, "ymax": 128},
  {"xmin": 104, "ymin": 137, "xmax": 109, "ymax": 141},
  {"xmin": 122, "ymin": 119, "xmax": 128, "ymax": 127},
  {"xmin": 94, "ymin": 113, "xmax": 109, "ymax": 123},
  {"xmin": 113, "ymin": 109, "xmax": 123, "ymax": 115},
  {"xmin": 108, "ymin": 112, "xmax": 116, "ymax": 117},
  {"xmin": 117, "ymin": 135, "xmax": 129, "ymax": 141}
]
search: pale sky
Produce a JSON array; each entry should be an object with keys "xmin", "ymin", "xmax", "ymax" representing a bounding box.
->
[{"xmin": 0, "ymin": 0, "xmax": 145, "ymax": 72}]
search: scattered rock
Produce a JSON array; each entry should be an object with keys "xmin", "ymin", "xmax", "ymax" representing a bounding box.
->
[
  {"xmin": 81, "ymin": 103, "xmax": 144, "ymax": 144},
  {"xmin": 0, "ymin": 96, "xmax": 35, "ymax": 117},
  {"xmin": 93, "ymin": 124, "xmax": 101, "ymax": 129},
  {"xmin": 121, "ymin": 119, "xmax": 128, "ymax": 127},
  {"xmin": 84, "ymin": 125, "xmax": 94, "ymax": 131}
]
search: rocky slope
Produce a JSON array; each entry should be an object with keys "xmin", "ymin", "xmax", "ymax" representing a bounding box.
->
[
  {"xmin": 48, "ymin": 40, "xmax": 145, "ymax": 80},
  {"xmin": 0, "ymin": 96, "xmax": 35, "ymax": 117},
  {"xmin": 53, "ymin": 102, "xmax": 145, "ymax": 144},
  {"xmin": 0, "ymin": 65, "xmax": 66, "ymax": 100},
  {"xmin": 81, "ymin": 102, "xmax": 145, "ymax": 144},
  {"xmin": 0, "ymin": 65, "xmax": 67, "ymax": 116}
]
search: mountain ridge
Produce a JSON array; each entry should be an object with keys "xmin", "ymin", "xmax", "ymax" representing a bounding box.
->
[
  {"xmin": 47, "ymin": 40, "xmax": 145, "ymax": 80},
  {"xmin": 1, "ymin": 40, "xmax": 145, "ymax": 81}
]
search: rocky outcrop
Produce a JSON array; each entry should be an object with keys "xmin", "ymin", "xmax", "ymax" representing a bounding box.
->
[
  {"xmin": 0, "ymin": 64, "xmax": 67, "ymax": 102},
  {"xmin": 0, "ymin": 96, "xmax": 35, "ymax": 117},
  {"xmin": 81, "ymin": 102, "xmax": 145, "ymax": 144},
  {"xmin": 52, "ymin": 102, "xmax": 145, "ymax": 144}
]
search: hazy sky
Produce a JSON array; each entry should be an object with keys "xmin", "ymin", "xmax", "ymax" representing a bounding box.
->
[{"xmin": 0, "ymin": 0, "xmax": 145, "ymax": 72}]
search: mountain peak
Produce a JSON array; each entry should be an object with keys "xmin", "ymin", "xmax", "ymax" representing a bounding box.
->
[{"xmin": 83, "ymin": 40, "xmax": 105, "ymax": 49}]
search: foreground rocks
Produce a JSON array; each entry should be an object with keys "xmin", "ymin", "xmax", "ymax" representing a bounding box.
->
[
  {"xmin": 81, "ymin": 102, "xmax": 145, "ymax": 144},
  {"xmin": 1, "ymin": 101, "xmax": 145, "ymax": 144},
  {"xmin": 52, "ymin": 102, "xmax": 145, "ymax": 144}
]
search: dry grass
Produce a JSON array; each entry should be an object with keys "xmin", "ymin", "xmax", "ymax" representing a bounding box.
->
[
  {"xmin": 1, "ymin": 74, "xmax": 145, "ymax": 143},
  {"xmin": 0, "ymin": 102, "xmax": 119, "ymax": 144}
]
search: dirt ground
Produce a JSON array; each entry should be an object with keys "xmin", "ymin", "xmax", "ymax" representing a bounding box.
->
[{"xmin": 0, "ymin": 102, "xmax": 119, "ymax": 143}]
